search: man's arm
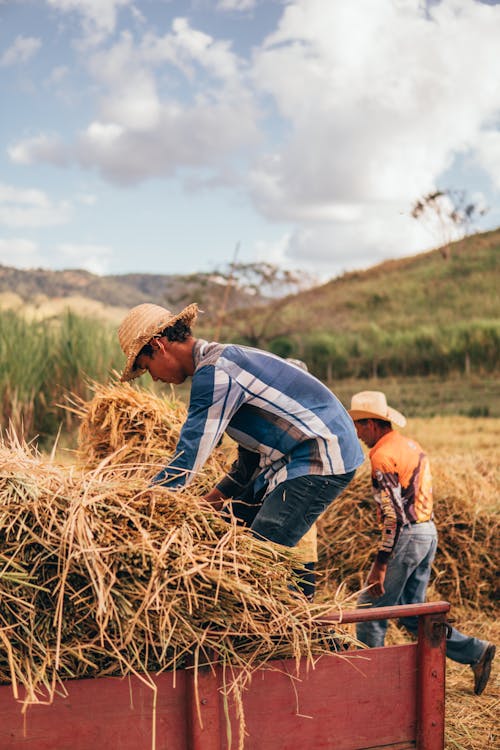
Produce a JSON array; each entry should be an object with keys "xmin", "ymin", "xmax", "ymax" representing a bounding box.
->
[
  {"xmin": 203, "ymin": 447, "xmax": 260, "ymax": 511},
  {"xmin": 367, "ymin": 465, "xmax": 403, "ymax": 596},
  {"xmin": 153, "ymin": 366, "xmax": 241, "ymax": 489}
]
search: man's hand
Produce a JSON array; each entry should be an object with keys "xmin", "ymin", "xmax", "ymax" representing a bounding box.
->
[
  {"xmin": 366, "ymin": 560, "xmax": 388, "ymax": 598},
  {"xmin": 202, "ymin": 488, "xmax": 226, "ymax": 512}
]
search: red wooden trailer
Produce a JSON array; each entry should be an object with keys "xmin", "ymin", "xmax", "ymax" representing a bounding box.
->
[{"xmin": 0, "ymin": 601, "xmax": 450, "ymax": 750}]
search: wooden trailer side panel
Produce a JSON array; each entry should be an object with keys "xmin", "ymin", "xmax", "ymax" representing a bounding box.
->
[
  {"xmin": 222, "ymin": 645, "xmax": 417, "ymax": 750},
  {"xmin": 0, "ymin": 671, "xmax": 187, "ymax": 750},
  {"xmin": 0, "ymin": 646, "xmax": 417, "ymax": 750},
  {"xmin": 0, "ymin": 603, "xmax": 449, "ymax": 750}
]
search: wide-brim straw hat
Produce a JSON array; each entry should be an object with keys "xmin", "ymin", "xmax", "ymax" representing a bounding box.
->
[
  {"xmin": 118, "ymin": 302, "xmax": 198, "ymax": 382},
  {"xmin": 348, "ymin": 390, "xmax": 407, "ymax": 428}
]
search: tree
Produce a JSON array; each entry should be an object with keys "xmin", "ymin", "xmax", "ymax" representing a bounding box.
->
[
  {"xmin": 214, "ymin": 262, "xmax": 317, "ymax": 347},
  {"xmin": 411, "ymin": 189, "xmax": 488, "ymax": 260}
]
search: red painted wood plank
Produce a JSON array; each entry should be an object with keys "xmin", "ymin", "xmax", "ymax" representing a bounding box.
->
[
  {"xmin": 315, "ymin": 601, "xmax": 450, "ymax": 626},
  {"xmin": 185, "ymin": 665, "xmax": 222, "ymax": 750},
  {"xmin": 0, "ymin": 672, "xmax": 187, "ymax": 750},
  {"xmin": 221, "ymin": 646, "xmax": 418, "ymax": 750},
  {"xmin": 0, "ymin": 603, "xmax": 448, "ymax": 750}
]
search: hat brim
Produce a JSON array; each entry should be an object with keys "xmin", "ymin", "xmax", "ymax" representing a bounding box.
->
[
  {"xmin": 120, "ymin": 303, "xmax": 199, "ymax": 382},
  {"xmin": 349, "ymin": 407, "xmax": 406, "ymax": 428}
]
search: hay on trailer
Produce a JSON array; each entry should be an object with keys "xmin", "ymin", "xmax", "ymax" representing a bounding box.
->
[
  {"xmin": 64, "ymin": 380, "xmax": 233, "ymax": 492},
  {"xmin": 316, "ymin": 458, "xmax": 499, "ymax": 611},
  {"xmin": 0, "ymin": 437, "xmax": 355, "ymax": 748}
]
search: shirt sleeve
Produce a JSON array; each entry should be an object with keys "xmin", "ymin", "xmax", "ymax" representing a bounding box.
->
[
  {"xmin": 370, "ymin": 457, "xmax": 405, "ymax": 563},
  {"xmin": 152, "ymin": 365, "xmax": 243, "ymax": 489},
  {"xmin": 216, "ymin": 446, "xmax": 260, "ymax": 498}
]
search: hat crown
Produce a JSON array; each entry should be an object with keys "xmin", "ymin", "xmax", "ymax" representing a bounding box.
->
[
  {"xmin": 349, "ymin": 390, "xmax": 406, "ymax": 427},
  {"xmin": 118, "ymin": 303, "xmax": 173, "ymax": 356},
  {"xmin": 350, "ymin": 390, "xmax": 389, "ymax": 417}
]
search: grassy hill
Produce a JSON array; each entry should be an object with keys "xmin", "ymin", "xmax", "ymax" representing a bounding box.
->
[
  {"xmin": 218, "ymin": 229, "xmax": 499, "ymax": 342},
  {"xmin": 211, "ymin": 230, "xmax": 499, "ymax": 416}
]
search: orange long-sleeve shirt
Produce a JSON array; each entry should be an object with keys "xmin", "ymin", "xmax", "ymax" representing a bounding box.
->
[{"xmin": 369, "ymin": 430, "xmax": 433, "ymax": 562}]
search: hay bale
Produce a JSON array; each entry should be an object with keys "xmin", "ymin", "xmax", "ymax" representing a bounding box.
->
[{"xmin": 65, "ymin": 381, "xmax": 233, "ymax": 492}]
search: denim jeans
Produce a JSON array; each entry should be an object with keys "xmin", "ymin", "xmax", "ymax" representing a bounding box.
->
[
  {"xmin": 250, "ymin": 471, "xmax": 356, "ymax": 547},
  {"xmin": 356, "ymin": 521, "xmax": 487, "ymax": 665}
]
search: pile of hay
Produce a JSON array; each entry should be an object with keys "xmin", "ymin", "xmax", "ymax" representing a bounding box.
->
[
  {"xmin": 0, "ymin": 433, "xmax": 353, "ymax": 747},
  {"xmin": 65, "ymin": 380, "xmax": 234, "ymax": 492},
  {"xmin": 316, "ymin": 459, "xmax": 499, "ymax": 611}
]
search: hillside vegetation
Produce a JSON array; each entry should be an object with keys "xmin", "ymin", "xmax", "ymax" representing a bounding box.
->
[
  {"xmin": 0, "ymin": 266, "xmax": 268, "ymax": 322},
  {"xmin": 215, "ymin": 230, "xmax": 499, "ymax": 382},
  {"xmin": 223, "ymin": 229, "xmax": 499, "ymax": 337}
]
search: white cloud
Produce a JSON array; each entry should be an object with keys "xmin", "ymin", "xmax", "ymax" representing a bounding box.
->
[
  {"xmin": 0, "ymin": 35, "xmax": 41, "ymax": 67},
  {"xmin": 217, "ymin": 0, "xmax": 257, "ymax": 10},
  {"xmin": 46, "ymin": 65, "xmax": 70, "ymax": 85},
  {"xmin": 47, "ymin": 0, "xmax": 132, "ymax": 42},
  {"xmin": 87, "ymin": 33, "xmax": 161, "ymax": 130},
  {"xmin": 56, "ymin": 242, "xmax": 113, "ymax": 274},
  {"xmin": 0, "ymin": 237, "xmax": 43, "ymax": 268},
  {"xmin": 281, "ymin": 207, "xmax": 436, "ymax": 278},
  {"xmin": 474, "ymin": 131, "xmax": 500, "ymax": 191},
  {"xmin": 0, "ymin": 184, "xmax": 72, "ymax": 227},
  {"xmin": 243, "ymin": 0, "xmax": 500, "ymax": 266},
  {"xmin": 8, "ymin": 134, "xmax": 68, "ymax": 166},
  {"xmin": 6, "ymin": 0, "xmax": 500, "ymax": 276},
  {"xmin": 8, "ymin": 16, "xmax": 255, "ymax": 184},
  {"xmin": 75, "ymin": 192, "xmax": 97, "ymax": 205}
]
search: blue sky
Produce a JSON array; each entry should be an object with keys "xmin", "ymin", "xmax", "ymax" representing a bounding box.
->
[{"xmin": 1, "ymin": 0, "xmax": 500, "ymax": 280}]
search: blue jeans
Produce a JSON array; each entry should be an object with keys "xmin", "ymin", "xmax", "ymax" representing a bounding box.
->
[
  {"xmin": 250, "ymin": 471, "xmax": 356, "ymax": 547},
  {"xmin": 356, "ymin": 521, "xmax": 487, "ymax": 665}
]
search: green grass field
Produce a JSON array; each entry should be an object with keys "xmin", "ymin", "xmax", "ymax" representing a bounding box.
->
[{"xmin": 330, "ymin": 374, "xmax": 500, "ymax": 418}]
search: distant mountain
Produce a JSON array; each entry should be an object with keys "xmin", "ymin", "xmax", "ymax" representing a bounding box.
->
[{"xmin": 0, "ymin": 265, "xmax": 262, "ymax": 321}]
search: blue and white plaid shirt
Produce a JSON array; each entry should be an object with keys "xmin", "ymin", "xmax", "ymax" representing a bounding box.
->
[{"xmin": 153, "ymin": 340, "xmax": 363, "ymax": 496}]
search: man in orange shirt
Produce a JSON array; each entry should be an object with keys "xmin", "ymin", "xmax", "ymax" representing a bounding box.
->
[{"xmin": 349, "ymin": 391, "xmax": 495, "ymax": 696}]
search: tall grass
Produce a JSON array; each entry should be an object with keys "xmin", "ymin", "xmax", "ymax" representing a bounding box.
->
[
  {"xmin": 0, "ymin": 310, "xmax": 123, "ymax": 440},
  {"xmin": 268, "ymin": 319, "xmax": 500, "ymax": 381},
  {"xmin": 1, "ymin": 308, "xmax": 499, "ymax": 444}
]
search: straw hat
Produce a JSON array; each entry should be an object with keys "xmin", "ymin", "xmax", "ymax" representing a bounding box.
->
[
  {"xmin": 348, "ymin": 390, "xmax": 406, "ymax": 428},
  {"xmin": 118, "ymin": 302, "xmax": 198, "ymax": 382}
]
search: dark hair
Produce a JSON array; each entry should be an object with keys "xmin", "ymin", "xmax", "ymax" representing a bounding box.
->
[
  {"xmin": 137, "ymin": 320, "xmax": 192, "ymax": 359},
  {"xmin": 355, "ymin": 417, "xmax": 391, "ymax": 429}
]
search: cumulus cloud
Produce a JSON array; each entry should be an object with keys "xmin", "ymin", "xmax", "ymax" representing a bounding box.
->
[
  {"xmin": 0, "ymin": 184, "xmax": 72, "ymax": 227},
  {"xmin": 6, "ymin": 0, "xmax": 500, "ymax": 274},
  {"xmin": 0, "ymin": 35, "xmax": 41, "ymax": 66},
  {"xmin": 47, "ymin": 0, "xmax": 132, "ymax": 43},
  {"xmin": 217, "ymin": 0, "xmax": 258, "ymax": 12},
  {"xmin": 474, "ymin": 130, "xmax": 500, "ymax": 191},
  {"xmin": 7, "ymin": 18, "xmax": 260, "ymax": 184},
  {"xmin": 241, "ymin": 0, "xmax": 500, "ymax": 269},
  {"xmin": 8, "ymin": 134, "xmax": 69, "ymax": 166},
  {"xmin": 250, "ymin": 0, "xmax": 500, "ymax": 214},
  {"xmin": 253, "ymin": 201, "xmax": 436, "ymax": 279}
]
